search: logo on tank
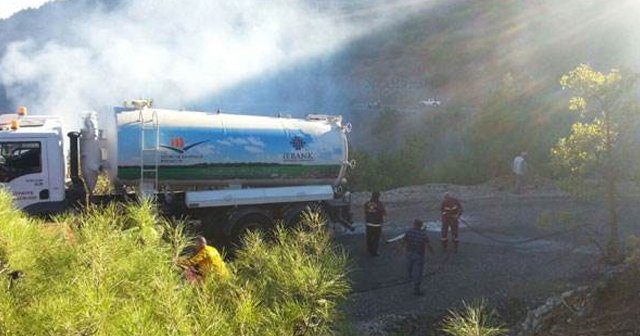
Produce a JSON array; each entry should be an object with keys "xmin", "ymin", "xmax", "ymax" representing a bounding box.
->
[
  {"xmin": 290, "ymin": 136, "xmax": 306, "ymax": 150},
  {"xmin": 161, "ymin": 137, "xmax": 209, "ymax": 154},
  {"xmin": 283, "ymin": 136, "xmax": 314, "ymax": 162},
  {"xmin": 171, "ymin": 137, "xmax": 185, "ymax": 149}
]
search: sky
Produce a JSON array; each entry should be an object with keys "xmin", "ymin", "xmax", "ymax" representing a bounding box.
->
[{"xmin": 0, "ymin": 0, "xmax": 56, "ymax": 19}]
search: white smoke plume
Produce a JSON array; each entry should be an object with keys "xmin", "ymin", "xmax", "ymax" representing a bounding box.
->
[
  {"xmin": 0, "ymin": 0, "xmax": 57, "ymax": 19},
  {"xmin": 0, "ymin": 0, "xmax": 433, "ymax": 128}
]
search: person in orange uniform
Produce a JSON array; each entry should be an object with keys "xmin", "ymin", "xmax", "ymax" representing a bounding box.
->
[
  {"xmin": 440, "ymin": 192, "xmax": 463, "ymax": 253},
  {"xmin": 183, "ymin": 236, "xmax": 230, "ymax": 283}
]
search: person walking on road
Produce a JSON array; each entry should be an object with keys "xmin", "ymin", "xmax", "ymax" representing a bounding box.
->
[
  {"xmin": 440, "ymin": 192, "xmax": 463, "ymax": 253},
  {"xmin": 512, "ymin": 151, "xmax": 528, "ymax": 194},
  {"xmin": 404, "ymin": 219, "xmax": 434, "ymax": 296},
  {"xmin": 364, "ymin": 191, "xmax": 386, "ymax": 257}
]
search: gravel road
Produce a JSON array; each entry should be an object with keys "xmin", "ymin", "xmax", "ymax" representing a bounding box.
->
[{"xmin": 334, "ymin": 182, "xmax": 640, "ymax": 335}]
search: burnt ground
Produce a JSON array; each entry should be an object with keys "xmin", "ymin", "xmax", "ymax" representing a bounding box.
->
[{"xmin": 332, "ymin": 181, "xmax": 640, "ymax": 335}]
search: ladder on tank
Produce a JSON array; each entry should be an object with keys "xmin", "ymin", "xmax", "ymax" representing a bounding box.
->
[{"xmin": 139, "ymin": 108, "xmax": 159, "ymax": 196}]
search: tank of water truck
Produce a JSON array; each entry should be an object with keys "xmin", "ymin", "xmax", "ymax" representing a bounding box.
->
[{"xmin": 99, "ymin": 107, "xmax": 350, "ymax": 190}]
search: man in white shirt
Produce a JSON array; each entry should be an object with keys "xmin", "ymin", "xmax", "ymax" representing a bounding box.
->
[{"xmin": 512, "ymin": 152, "xmax": 528, "ymax": 194}]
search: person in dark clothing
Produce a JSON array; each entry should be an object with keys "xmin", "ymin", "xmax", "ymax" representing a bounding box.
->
[
  {"xmin": 404, "ymin": 219, "xmax": 434, "ymax": 296},
  {"xmin": 364, "ymin": 191, "xmax": 386, "ymax": 256},
  {"xmin": 440, "ymin": 192, "xmax": 463, "ymax": 253}
]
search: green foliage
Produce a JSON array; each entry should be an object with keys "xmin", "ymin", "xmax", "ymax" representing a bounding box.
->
[
  {"xmin": 553, "ymin": 64, "xmax": 640, "ymax": 183},
  {"xmin": 233, "ymin": 214, "xmax": 349, "ymax": 335},
  {"xmin": 352, "ymin": 76, "xmax": 565, "ymax": 188},
  {"xmin": 441, "ymin": 300, "xmax": 507, "ymax": 336},
  {"xmin": 559, "ymin": 64, "xmax": 627, "ymax": 118},
  {"xmin": 0, "ymin": 191, "xmax": 349, "ymax": 335},
  {"xmin": 464, "ymin": 73, "xmax": 569, "ymax": 181},
  {"xmin": 551, "ymin": 120, "xmax": 609, "ymax": 177},
  {"xmin": 428, "ymin": 154, "xmax": 485, "ymax": 185},
  {"xmin": 551, "ymin": 64, "xmax": 638, "ymax": 264},
  {"xmin": 372, "ymin": 107, "xmax": 400, "ymax": 138},
  {"xmin": 347, "ymin": 134, "xmax": 429, "ymax": 191},
  {"xmin": 353, "ymin": 70, "xmax": 576, "ymax": 189}
]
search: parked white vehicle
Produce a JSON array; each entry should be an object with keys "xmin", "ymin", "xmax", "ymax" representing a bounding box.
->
[{"xmin": 420, "ymin": 98, "xmax": 441, "ymax": 107}]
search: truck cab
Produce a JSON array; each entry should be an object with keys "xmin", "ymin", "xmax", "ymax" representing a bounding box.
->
[{"xmin": 0, "ymin": 113, "xmax": 66, "ymax": 214}]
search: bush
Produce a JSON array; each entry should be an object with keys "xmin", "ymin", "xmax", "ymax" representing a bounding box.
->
[
  {"xmin": 441, "ymin": 300, "xmax": 507, "ymax": 336},
  {"xmin": 0, "ymin": 191, "xmax": 350, "ymax": 335},
  {"xmin": 347, "ymin": 134, "xmax": 430, "ymax": 192}
]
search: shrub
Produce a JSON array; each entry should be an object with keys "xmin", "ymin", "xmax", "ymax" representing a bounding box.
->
[
  {"xmin": 0, "ymin": 191, "xmax": 350, "ymax": 335},
  {"xmin": 441, "ymin": 300, "xmax": 507, "ymax": 336}
]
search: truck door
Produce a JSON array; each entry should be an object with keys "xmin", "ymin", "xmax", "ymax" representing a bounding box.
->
[{"xmin": 0, "ymin": 139, "xmax": 50, "ymax": 209}]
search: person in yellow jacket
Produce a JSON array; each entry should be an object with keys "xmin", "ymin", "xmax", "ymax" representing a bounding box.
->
[{"xmin": 182, "ymin": 236, "xmax": 230, "ymax": 283}]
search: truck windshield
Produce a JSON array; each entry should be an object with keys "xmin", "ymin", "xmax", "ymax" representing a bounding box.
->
[{"xmin": 0, "ymin": 142, "xmax": 42, "ymax": 183}]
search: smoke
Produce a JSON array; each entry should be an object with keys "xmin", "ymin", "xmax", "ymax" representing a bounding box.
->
[
  {"xmin": 0, "ymin": 0, "xmax": 57, "ymax": 19},
  {"xmin": 0, "ymin": 0, "xmax": 433, "ymax": 128}
]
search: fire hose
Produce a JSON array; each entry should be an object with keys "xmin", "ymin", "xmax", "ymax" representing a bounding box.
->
[{"xmin": 350, "ymin": 217, "xmax": 583, "ymax": 295}]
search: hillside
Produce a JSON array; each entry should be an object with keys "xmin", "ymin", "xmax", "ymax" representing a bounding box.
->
[
  {"xmin": 340, "ymin": 0, "xmax": 640, "ymax": 186},
  {"xmin": 342, "ymin": 0, "xmax": 638, "ymax": 148}
]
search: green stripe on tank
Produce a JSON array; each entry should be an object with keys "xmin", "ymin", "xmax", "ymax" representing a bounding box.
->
[{"xmin": 117, "ymin": 164, "xmax": 341, "ymax": 180}]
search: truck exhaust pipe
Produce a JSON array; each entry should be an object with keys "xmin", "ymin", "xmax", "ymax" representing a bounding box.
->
[{"xmin": 67, "ymin": 132, "xmax": 86, "ymax": 203}]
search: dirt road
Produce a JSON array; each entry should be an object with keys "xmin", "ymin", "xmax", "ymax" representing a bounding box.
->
[{"xmin": 335, "ymin": 183, "xmax": 640, "ymax": 335}]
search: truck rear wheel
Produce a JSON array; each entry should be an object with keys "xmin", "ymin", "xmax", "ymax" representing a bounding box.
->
[
  {"xmin": 285, "ymin": 204, "xmax": 311, "ymax": 228},
  {"xmin": 285, "ymin": 203, "xmax": 328, "ymax": 230},
  {"xmin": 231, "ymin": 214, "xmax": 273, "ymax": 245}
]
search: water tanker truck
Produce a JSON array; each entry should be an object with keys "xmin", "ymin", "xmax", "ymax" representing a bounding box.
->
[{"xmin": 0, "ymin": 100, "xmax": 354, "ymax": 241}]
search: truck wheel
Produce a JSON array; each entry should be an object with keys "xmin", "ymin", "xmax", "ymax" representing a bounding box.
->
[
  {"xmin": 285, "ymin": 204, "xmax": 311, "ymax": 228},
  {"xmin": 286, "ymin": 203, "xmax": 327, "ymax": 229},
  {"xmin": 231, "ymin": 214, "xmax": 273, "ymax": 245}
]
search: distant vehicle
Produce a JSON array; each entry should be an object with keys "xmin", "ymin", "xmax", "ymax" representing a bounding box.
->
[
  {"xmin": 0, "ymin": 100, "xmax": 354, "ymax": 242},
  {"xmin": 420, "ymin": 99, "xmax": 441, "ymax": 107}
]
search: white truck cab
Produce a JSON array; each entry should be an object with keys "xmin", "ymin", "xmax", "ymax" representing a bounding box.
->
[{"xmin": 0, "ymin": 113, "xmax": 66, "ymax": 213}]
